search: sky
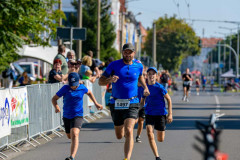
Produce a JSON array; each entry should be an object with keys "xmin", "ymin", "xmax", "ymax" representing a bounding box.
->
[{"xmin": 127, "ymin": 0, "xmax": 240, "ymax": 38}]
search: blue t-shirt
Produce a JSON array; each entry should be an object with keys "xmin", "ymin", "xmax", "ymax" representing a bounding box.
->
[
  {"xmin": 144, "ymin": 82, "xmax": 168, "ymax": 115},
  {"xmin": 103, "ymin": 59, "xmax": 143, "ymax": 104},
  {"xmin": 137, "ymin": 86, "xmax": 144, "ymax": 103},
  {"xmin": 56, "ymin": 84, "xmax": 88, "ymax": 119}
]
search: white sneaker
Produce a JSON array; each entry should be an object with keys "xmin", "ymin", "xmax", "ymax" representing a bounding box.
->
[
  {"xmin": 197, "ymin": 92, "xmax": 199, "ymax": 96},
  {"xmin": 185, "ymin": 98, "xmax": 189, "ymax": 102},
  {"xmin": 182, "ymin": 96, "xmax": 186, "ymax": 101}
]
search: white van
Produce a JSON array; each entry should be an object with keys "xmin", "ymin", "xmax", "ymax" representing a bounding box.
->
[{"xmin": 18, "ymin": 62, "xmax": 43, "ymax": 81}]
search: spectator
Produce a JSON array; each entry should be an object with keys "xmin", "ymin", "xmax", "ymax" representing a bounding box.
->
[
  {"xmin": 54, "ymin": 44, "xmax": 68, "ymax": 74},
  {"xmin": 48, "ymin": 59, "xmax": 64, "ymax": 83},
  {"xmin": 160, "ymin": 70, "xmax": 169, "ymax": 90},
  {"xmin": 82, "ymin": 70, "xmax": 97, "ymax": 83},
  {"xmin": 87, "ymin": 50, "xmax": 100, "ymax": 78},
  {"xmin": 66, "ymin": 50, "xmax": 75, "ymax": 62},
  {"xmin": 18, "ymin": 71, "xmax": 31, "ymax": 86},
  {"xmin": 68, "ymin": 59, "xmax": 81, "ymax": 73},
  {"xmin": 79, "ymin": 56, "xmax": 92, "ymax": 79}
]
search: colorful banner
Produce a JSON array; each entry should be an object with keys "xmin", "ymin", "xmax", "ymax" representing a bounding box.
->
[
  {"xmin": 0, "ymin": 90, "xmax": 11, "ymax": 138},
  {"xmin": 8, "ymin": 87, "xmax": 29, "ymax": 128}
]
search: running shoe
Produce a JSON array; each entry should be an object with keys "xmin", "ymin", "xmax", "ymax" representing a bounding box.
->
[
  {"xmin": 65, "ymin": 156, "xmax": 74, "ymax": 160},
  {"xmin": 197, "ymin": 92, "xmax": 199, "ymax": 96},
  {"xmin": 182, "ymin": 96, "xmax": 186, "ymax": 101},
  {"xmin": 156, "ymin": 157, "xmax": 162, "ymax": 160},
  {"xmin": 186, "ymin": 98, "xmax": 189, "ymax": 102},
  {"xmin": 136, "ymin": 136, "xmax": 142, "ymax": 143}
]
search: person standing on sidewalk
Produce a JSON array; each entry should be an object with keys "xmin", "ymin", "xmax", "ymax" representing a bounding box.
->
[
  {"xmin": 52, "ymin": 72, "xmax": 103, "ymax": 160},
  {"xmin": 54, "ymin": 44, "xmax": 68, "ymax": 75},
  {"xmin": 99, "ymin": 43, "xmax": 150, "ymax": 160},
  {"xmin": 143, "ymin": 67, "xmax": 173, "ymax": 160}
]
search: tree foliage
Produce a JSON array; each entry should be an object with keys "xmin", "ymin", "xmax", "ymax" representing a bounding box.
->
[
  {"xmin": 208, "ymin": 34, "xmax": 239, "ymax": 73},
  {"xmin": 144, "ymin": 15, "xmax": 201, "ymax": 71},
  {"xmin": 0, "ymin": 0, "xmax": 65, "ymax": 72},
  {"xmin": 70, "ymin": 0, "xmax": 121, "ymax": 61}
]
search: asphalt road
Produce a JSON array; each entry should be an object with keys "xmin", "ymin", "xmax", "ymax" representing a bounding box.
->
[{"xmin": 11, "ymin": 87, "xmax": 240, "ymax": 160}]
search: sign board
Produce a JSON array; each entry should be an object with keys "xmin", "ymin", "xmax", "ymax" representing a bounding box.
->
[{"xmin": 57, "ymin": 27, "xmax": 86, "ymax": 41}]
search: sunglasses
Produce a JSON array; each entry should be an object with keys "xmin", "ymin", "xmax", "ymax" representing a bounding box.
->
[{"xmin": 70, "ymin": 61, "xmax": 81, "ymax": 66}]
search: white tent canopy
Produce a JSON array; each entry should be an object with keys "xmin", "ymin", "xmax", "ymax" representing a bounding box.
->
[
  {"xmin": 221, "ymin": 69, "xmax": 236, "ymax": 78},
  {"xmin": 17, "ymin": 45, "xmax": 58, "ymax": 64}
]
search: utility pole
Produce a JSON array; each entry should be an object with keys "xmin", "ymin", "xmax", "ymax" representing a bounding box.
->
[
  {"xmin": 58, "ymin": 0, "xmax": 62, "ymax": 45},
  {"xmin": 218, "ymin": 42, "xmax": 221, "ymax": 89},
  {"xmin": 120, "ymin": 12, "xmax": 125, "ymax": 56},
  {"xmin": 97, "ymin": 0, "xmax": 101, "ymax": 59},
  {"xmin": 237, "ymin": 24, "xmax": 239, "ymax": 77},
  {"xmin": 76, "ymin": 0, "xmax": 82, "ymax": 59},
  {"xmin": 152, "ymin": 22, "xmax": 156, "ymax": 67}
]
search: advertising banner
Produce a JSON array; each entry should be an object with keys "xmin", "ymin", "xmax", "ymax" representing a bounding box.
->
[
  {"xmin": 9, "ymin": 87, "xmax": 29, "ymax": 128},
  {"xmin": 0, "ymin": 90, "xmax": 11, "ymax": 138}
]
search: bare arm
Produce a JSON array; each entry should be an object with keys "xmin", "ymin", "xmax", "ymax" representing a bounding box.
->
[
  {"xmin": 164, "ymin": 93, "xmax": 173, "ymax": 123},
  {"xmin": 86, "ymin": 90, "xmax": 103, "ymax": 110},
  {"xmin": 51, "ymin": 95, "xmax": 61, "ymax": 113},
  {"xmin": 54, "ymin": 74, "xmax": 63, "ymax": 82},
  {"xmin": 94, "ymin": 67, "xmax": 100, "ymax": 78},
  {"xmin": 98, "ymin": 75, "xmax": 119, "ymax": 86},
  {"xmin": 138, "ymin": 75, "xmax": 150, "ymax": 97}
]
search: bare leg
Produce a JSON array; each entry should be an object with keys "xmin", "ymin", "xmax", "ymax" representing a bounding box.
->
[
  {"xmin": 114, "ymin": 125, "xmax": 124, "ymax": 139},
  {"xmin": 124, "ymin": 118, "xmax": 136, "ymax": 160},
  {"xmin": 157, "ymin": 130, "xmax": 165, "ymax": 142},
  {"xmin": 70, "ymin": 128, "xmax": 80, "ymax": 158},
  {"xmin": 146, "ymin": 125, "xmax": 159, "ymax": 157},
  {"xmin": 137, "ymin": 117, "xmax": 144, "ymax": 137}
]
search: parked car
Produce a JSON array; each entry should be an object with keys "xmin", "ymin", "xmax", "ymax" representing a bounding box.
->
[{"xmin": 18, "ymin": 62, "xmax": 43, "ymax": 81}]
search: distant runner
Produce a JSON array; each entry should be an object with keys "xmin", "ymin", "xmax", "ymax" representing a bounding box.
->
[
  {"xmin": 143, "ymin": 67, "xmax": 173, "ymax": 160},
  {"xmin": 182, "ymin": 68, "xmax": 192, "ymax": 102},
  {"xmin": 52, "ymin": 72, "xmax": 103, "ymax": 160}
]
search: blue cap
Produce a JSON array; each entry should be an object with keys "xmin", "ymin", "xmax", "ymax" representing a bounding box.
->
[
  {"xmin": 147, "ymin": 67, "xmax": 158, "ymax": 74},
  {"xmin": 68, "ymin": 72, "xmax": 80, "ymax": 86}
]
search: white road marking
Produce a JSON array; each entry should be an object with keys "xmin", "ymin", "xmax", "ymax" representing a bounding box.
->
[{"xmin": 214, "ymin": 95, "xmax": 225, "ymax": 121}]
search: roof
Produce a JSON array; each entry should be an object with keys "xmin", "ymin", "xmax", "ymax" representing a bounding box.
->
[
  {"xmin": 17, "ymin": 45, "xmax": 59, "ymax": 64},
  {"xmin": 221, "ymin": 69, "xmax": 236, "ymax": 78},
  {"xmin": 201, "ymin": 38, "xmax": 223, "ymax": 48}
]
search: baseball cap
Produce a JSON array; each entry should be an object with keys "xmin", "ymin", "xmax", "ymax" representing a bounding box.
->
[
  {"xmin": 68, "ymin": 72, "xmax": 80, "ymax": 86},
  {"xmin": 147, "ymin": 67, "xmax": 158, "ymax": 74},
  {"xmin": 122, "ymin": 43, "xmax": 135, "ymax": 52}
]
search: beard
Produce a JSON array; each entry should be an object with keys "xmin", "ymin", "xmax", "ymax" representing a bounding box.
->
[{"xmin": 123, "ymin": 56, "xmax": 132, "ymax": 63}]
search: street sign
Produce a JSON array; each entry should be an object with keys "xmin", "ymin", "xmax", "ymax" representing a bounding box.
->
[
  {"xmin": 57, "ymin": 27, "xmax": 86, "ymax": 50},
  {"xmin": 57, "ymin": 27, "xmax": 86, "ymax": 40},
  {"xmin": 219, "ymin": 63, "xmax": 224, "ymax": 68}
]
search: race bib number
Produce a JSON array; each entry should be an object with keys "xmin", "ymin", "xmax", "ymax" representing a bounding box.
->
[{"xmin": 114, "ymin": 99, "xmax": 130, "ymax": 110}]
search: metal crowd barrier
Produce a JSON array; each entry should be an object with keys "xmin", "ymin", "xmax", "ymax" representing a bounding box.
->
[{"xmin": 0, "ymin": 80, "xmax": 108, "ymax": 159}]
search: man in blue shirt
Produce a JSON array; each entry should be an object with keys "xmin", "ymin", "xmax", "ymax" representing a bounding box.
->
[
  {"xmin": 142, "ymin": 67, "xmax": 173, "ymax": 160},
  {"xmin": 99, "ymin": 43, "xmax": 150, "ymax": 160},
  {"xmin": 52, "ymin": 72, "xmax": 103, "ymax": 160}
]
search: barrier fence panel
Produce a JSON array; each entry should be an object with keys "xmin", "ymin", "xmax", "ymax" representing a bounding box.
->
[
  {"xmin": 7, "ymin": 126, "xmax": 28, "ymax": 145},
  {"xmin": 51, "ymin": 83, "xmax": 61, "ymax": 130},
  {"xmin": 27, "ymin": 85, "xmax": 42, "ymax": 138},
  {"xmin": 58, "ymin": 83, "xmax": 64, "ymax": 126},
  {"xmin": 93, "ymin": 79, "xmax": 106, "ymax": 110},
  {"xmin": 40, "ymin": 84, "xmax": 54, "ymax": 133},
  {"xmin": 0, "ymin": 136, "xmax": 8, "ymax": 149}
]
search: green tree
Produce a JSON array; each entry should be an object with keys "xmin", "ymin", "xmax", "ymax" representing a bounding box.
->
[
  {"xmin": 0, "ymin": 0, "xmax": 65, "ymax": 72},
  {"xmin": 70, "ymin": 0, "xmax": 120, "ymax": 61},
  {"xmin": 144, "ymin": 15, "xmax": 201, "ymax": 71}
]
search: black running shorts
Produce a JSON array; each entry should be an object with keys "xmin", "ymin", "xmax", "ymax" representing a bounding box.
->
[
  {"xmin": 138, "ymin": 108, "xmax": 145, "ymax": 119},
  {"xmin": 145, "ymin": 115, "xmax": 167, "ymax": 131},
  {"xmin": 63, "ymin": 116, "xmax": 83, "ymax": 134},
  {"xmin": 109, "ymin": 103, "xmax": 139, "ymax": 126}
]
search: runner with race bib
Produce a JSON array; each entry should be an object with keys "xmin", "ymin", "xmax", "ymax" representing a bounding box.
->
[
  {"xmin": 99, "ymin": 43, "xmax": 150, "ymax": 160},
  {"xmin": 182, "ymin": 68, "xmax": 192, "ymax": 102}
]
